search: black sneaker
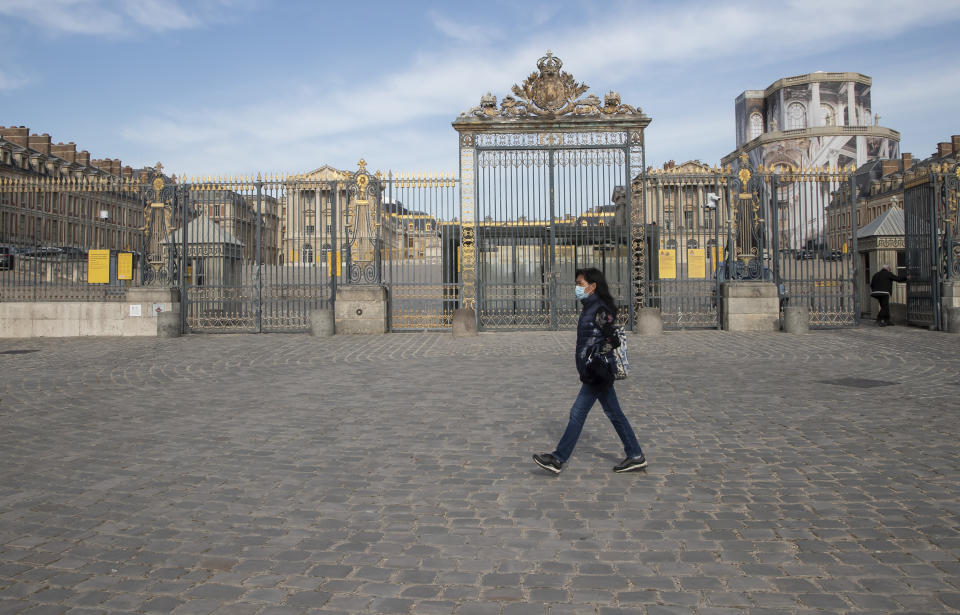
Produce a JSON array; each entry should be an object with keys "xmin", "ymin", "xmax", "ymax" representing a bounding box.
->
[
  {"xmin": 613, "ymin": 455, "xmax": 647, "ymax": 473},
  {"xmin": 533, "ymin": 453, "xmax": 563, "ymax": 474}
]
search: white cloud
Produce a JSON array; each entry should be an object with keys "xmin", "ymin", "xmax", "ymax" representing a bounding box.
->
[
  {"xmin": 117, "ymin": 0, "xmax": 960, "ymax": 173},
  {"xmin": 0, "ymin": 0, "xmax": 240, "ymax": 35},
  {"xmin": 120, "ymin": 0, "xmax": 198, "ymax": 31},
  {"xmin": 0, "ymin": 67, "xmax": 31, "ymax": 91},
  {"xmin": 0, "ymin": 0, "xmax": 125, "ymax": 35},
  {"xmin": 428, "ymin": 10, "xmax": 500, "ymax": 45}
]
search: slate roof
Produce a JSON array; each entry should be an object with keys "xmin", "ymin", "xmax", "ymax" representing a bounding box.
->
[{"xmin": 857, "ymin": 206, "xmax": 904, "ymax": 238}]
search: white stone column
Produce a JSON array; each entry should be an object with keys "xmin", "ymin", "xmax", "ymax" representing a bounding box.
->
[
  {"xmin": 810, "ymin": 82, "xmax": 821, "ymax": 127},
  {"xmin": 847, "ymin": 81, "xmax": 857, "ymax": 125}
]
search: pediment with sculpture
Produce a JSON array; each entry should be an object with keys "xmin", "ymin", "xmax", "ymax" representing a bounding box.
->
[{"xmin": 458, "ymin": 51, "xmax": 645, "ymax": 120}]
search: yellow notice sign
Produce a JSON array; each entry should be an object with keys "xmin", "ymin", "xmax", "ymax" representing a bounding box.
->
[
  {"xmin": 117, "ymin": 252, "xmax": 133, "ymax": 280},
  {"xmin": 88, "ymin": 250, "xmax": 110, "ymax": 284},
  {"xmin": 335, "ymin": 251, "xmax": 342, "ymax": 277},
  {"xmin": 326, "ymin": 250, "xmax": 332, "ymax": 270},
  {"xmin": 658, "ymin": 249, "xmax": 677, "ymax": 279},
  {"xmin": 842, "ymin": 242, "xmax": 848, "ymax": 254},
  {"xmin": 711, "ymin": 246, "xmax": 724, "ymax": 272},
  {"xmin": 687, "ymin": 248, "xmax": 706, "ymax": 279}
]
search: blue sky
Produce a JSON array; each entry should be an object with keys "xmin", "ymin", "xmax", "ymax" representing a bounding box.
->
[{"xmin": 1, "ymin": 0, "xmax": 958, "ymax": 177}]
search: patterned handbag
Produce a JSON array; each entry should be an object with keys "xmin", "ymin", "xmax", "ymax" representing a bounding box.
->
[{"xmin": 610, "ymin": 326, "xmax": 629, "ymax": 380}]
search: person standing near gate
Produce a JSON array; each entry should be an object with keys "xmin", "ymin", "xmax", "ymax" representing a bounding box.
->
[
  {"xmin": 533, "ymin": 268, "xmax": 647, "ymax": 474},
  {"xmin": 870, "ymin": 264, "xmax": 909, "ymax": 326}
]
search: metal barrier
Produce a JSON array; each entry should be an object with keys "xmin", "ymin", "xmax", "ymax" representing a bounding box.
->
[
  {"xmin": 639, "ymin": 160, "xmax": 858, "ymax": 329},
  {"xmin": 904, "ymin": 162, "xmax": 959, "ymax": 330},
  {"xmin": 2, "ymin": 158, "xmax": 865, "ymax": 333},
  {"xmin": 0, "ymin": 175, "xmax": 143, "ymax": 302},
  {"xmin": 381, "ymin": 173, "xmax": 460, "ymax": 330}
]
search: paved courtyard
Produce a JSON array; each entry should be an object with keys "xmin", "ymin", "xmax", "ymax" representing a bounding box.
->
[{"xmin": 0, "ymin": 326, "xmax": 958, "ymax": 615}]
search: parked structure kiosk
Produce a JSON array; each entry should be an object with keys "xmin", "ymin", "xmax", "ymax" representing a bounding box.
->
[{"xmin": 857, "ymin": 207, "xmax": 906, "ymax": 323}]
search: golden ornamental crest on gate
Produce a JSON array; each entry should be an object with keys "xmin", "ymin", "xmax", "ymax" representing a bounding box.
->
[
  {"xmin": 458, "ymin": 51, "xmax": 643, "ymax": 119},
  {"xmin": 516, "ymin": 51, "xmax": 585, "ymax": 113}
]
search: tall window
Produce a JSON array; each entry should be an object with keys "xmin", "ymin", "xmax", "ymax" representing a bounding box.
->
[
  {"xmin": 302, "ymin": 243, "xmax": 313, "ymax": 263},
  {"xmin": 749, "ymin": 112, "xmax": 763, "ymax": 140},
  {"xmin": 820, "ymin": 104, "xmax": 835, "ymax": 126},
  {"xmin": 787, "ymin": 102, "xmax": 806, "ymax": 129}
]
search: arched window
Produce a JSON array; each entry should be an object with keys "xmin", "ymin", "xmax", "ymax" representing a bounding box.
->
[
  {"xmin": 749, "ymin": 113, "xmax": 763, "ymax": 140},
  {"xmin": 787, "ymin": 102, "xmax": 806, "ymax": 129},
  {"xmin": 302, "ymin": 243, "xmax": 314, "ymax": 264},
  {"xmin": 820, "ymin": 104, "xmax": 835, "ymax": 126}
]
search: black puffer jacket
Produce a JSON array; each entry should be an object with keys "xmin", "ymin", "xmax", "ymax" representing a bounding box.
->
[
  {"xmin": 870, "ymin": 268, "xmax": 907, "ymax": 294},
  {"xmin": 575, "ymin": 293, "xmax": 620, "ymax": 388}
]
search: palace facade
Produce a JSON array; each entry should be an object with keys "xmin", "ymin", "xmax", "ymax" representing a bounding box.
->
[{"xmin": 0, "ymin": 126, "xmax": 143, "ymax": 253}]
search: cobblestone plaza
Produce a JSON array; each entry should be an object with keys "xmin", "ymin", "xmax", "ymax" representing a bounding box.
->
[{"xmin": 1, "ymin": 328, "xmax": 958, "ymax": 614}]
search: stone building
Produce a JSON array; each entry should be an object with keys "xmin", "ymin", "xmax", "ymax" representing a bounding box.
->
[
  {"xmin": 280, "ymin": 165, "xmax": 345, "ymax": 266},
  {"xmin": 825, "ymin": 136, "xmax": 959, "ymax": 253},
  {"xmin": 822, "ymin": 135, "xmax": 960, "ymax": 321},
  {"xmin": 721, "ymin": 73, "xmax": 902, "ymax": 256},
  {"xmin": 633, "ymin": 160, "xmax": 728, "ymax": 243},
  {"xmin": 190, "ymin": 188, "xmax": 280, "ymax": 264},
  {"xmin": 0, "ymin": 126, "xmax": 142, "ymax": 253},
  {"xmin": 280, "ymin": 166, "xmax": 443, "ymax": 268},
  {"xmin": 722, "ymin": 72, "xmax": 900, "ymax": 170}
]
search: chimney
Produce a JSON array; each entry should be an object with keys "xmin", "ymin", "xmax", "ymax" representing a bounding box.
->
[
  {"xmin": 937, "ymin": 142, "xmax": 953, "ymax": 158},
  {"xmin": 880, "ymin": 160, "xmax": 898, "ymax": 177},
  {"xmin": 50, "ymin": 142, "xmax": 77, "ymax": 163},
  {"xmin": 122, "ymin": 166, "xmax": 133, "ymax": 178},
  {"xmin": 952, "ymin": 135, "xmax": 960, "ymax": 155},
  {"xmin": 110, "ymin": 160, "xmax": 122, "ymax": 175},
  {"xmin": 902, "ymin": 153, "xmax": 913, "ymax": 170},
  {"xmin": 28, "ymin": 133, "xmax": 52, "ymax": 155},
  {"xmin": 76, "ymin": 150, "xmax": 91, "ymax": 166},
  {"xmin": 0, "ymin": 126, "xmax": 29, "ymax": 147}
]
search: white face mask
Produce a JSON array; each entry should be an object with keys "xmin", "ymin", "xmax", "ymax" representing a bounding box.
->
[{"xmin": 575, "ymin": 285, "xmax": 588, "ymax": 299}]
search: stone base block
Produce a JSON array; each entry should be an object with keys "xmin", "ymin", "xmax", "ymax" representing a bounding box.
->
[
  {"xmin": 725, "ymin": 313, "xmax": 780, "ymax": 332},
  {"xmin": 0, "ymin": 297, "xmax": 181, "ymax": 338},
  {"xmin": 634, "ymin": 308, "xmax": 663, "ymax": 336},
  {"xmin": 451, "ymin": 308, "xmax": 478, "ymax": 337},
  {"xmin": 782, "ymin": 306, "xmax": 809, "ymax": 334},
  {"xmin": 157, "ymin": 312, "xmax": 181, "ymax": 338},
  {"xmin": 944, "ymin": 307, "xmax": 960, "ymax": 334},
  {"xmin": 310, "ymin": 310, "xmax": 335, "ymax": 337},
  {"xmin": 335, "ymin": 285, "xmax": 388, "ymax": 335},
  {"xmin": 721, "ymin": 282, "xmax": 780, "ymax": 332}
]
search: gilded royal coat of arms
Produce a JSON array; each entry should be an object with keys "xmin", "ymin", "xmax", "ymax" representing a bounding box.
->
[{"xmin": 459, "ymin": 51, "xmax": 641, "ymax": 119}]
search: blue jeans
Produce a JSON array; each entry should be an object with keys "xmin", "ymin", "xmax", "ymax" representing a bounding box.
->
[{"xmin": 552, "ymin": 383, "xmax": 643, "ymax": 463}]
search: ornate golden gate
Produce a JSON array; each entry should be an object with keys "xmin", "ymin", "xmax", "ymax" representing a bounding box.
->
[{"xmin": 453, "ymin": 52, "xmax": 650, "ymax": 329}]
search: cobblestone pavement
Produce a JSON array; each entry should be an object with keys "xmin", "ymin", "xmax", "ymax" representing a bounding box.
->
[{"xmin": 0, "ymin": 326, "xmax": 958, "ymax": 615}]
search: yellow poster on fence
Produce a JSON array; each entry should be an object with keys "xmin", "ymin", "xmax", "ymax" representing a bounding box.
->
[
  {"xmin": 711, "ymin": 246, "xmax": 724, "ymax": 272},
  {"xmin": 117, "ymin": 252, "xmax": 133, "ymax": 280},
  {"xmin": 687, "ymin": 248, "xmax": 706, "ymax": 279},
  {"xmin": 658, "ymin": 249, "xmax": 677, "ymax": 279},
  {"xmin": 88, "ymin": 250, "xmax": 109, "ymax": 284}
]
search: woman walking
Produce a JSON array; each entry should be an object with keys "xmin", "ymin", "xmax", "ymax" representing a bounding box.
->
[{"xmin": 533, "ymin": 268, "xmax": 647, "ymax": 474}]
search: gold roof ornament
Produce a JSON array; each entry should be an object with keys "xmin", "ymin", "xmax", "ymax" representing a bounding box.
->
[{"xmin": 457, "ymin": 51, "xmax": 643, "ymax": 120}]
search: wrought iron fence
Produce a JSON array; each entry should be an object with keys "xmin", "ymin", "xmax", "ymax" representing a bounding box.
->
[
  {"xmin": 2, "ymin": 159, "xmax": 865, "ymax": 333},
  {"xmin": 381, "ymin": 173, "xmax": 460, "ymax": 330},
  {"xmin": 640, "ymin": 160, "xmax": 858, "ymax": 328},
  {"xmin": 904, "ymin": 162, "xmax": 959, "ymax": 330},
  {"xmin": 0, "ymin": 175, "xmax": 145, "ymax": 302}
]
